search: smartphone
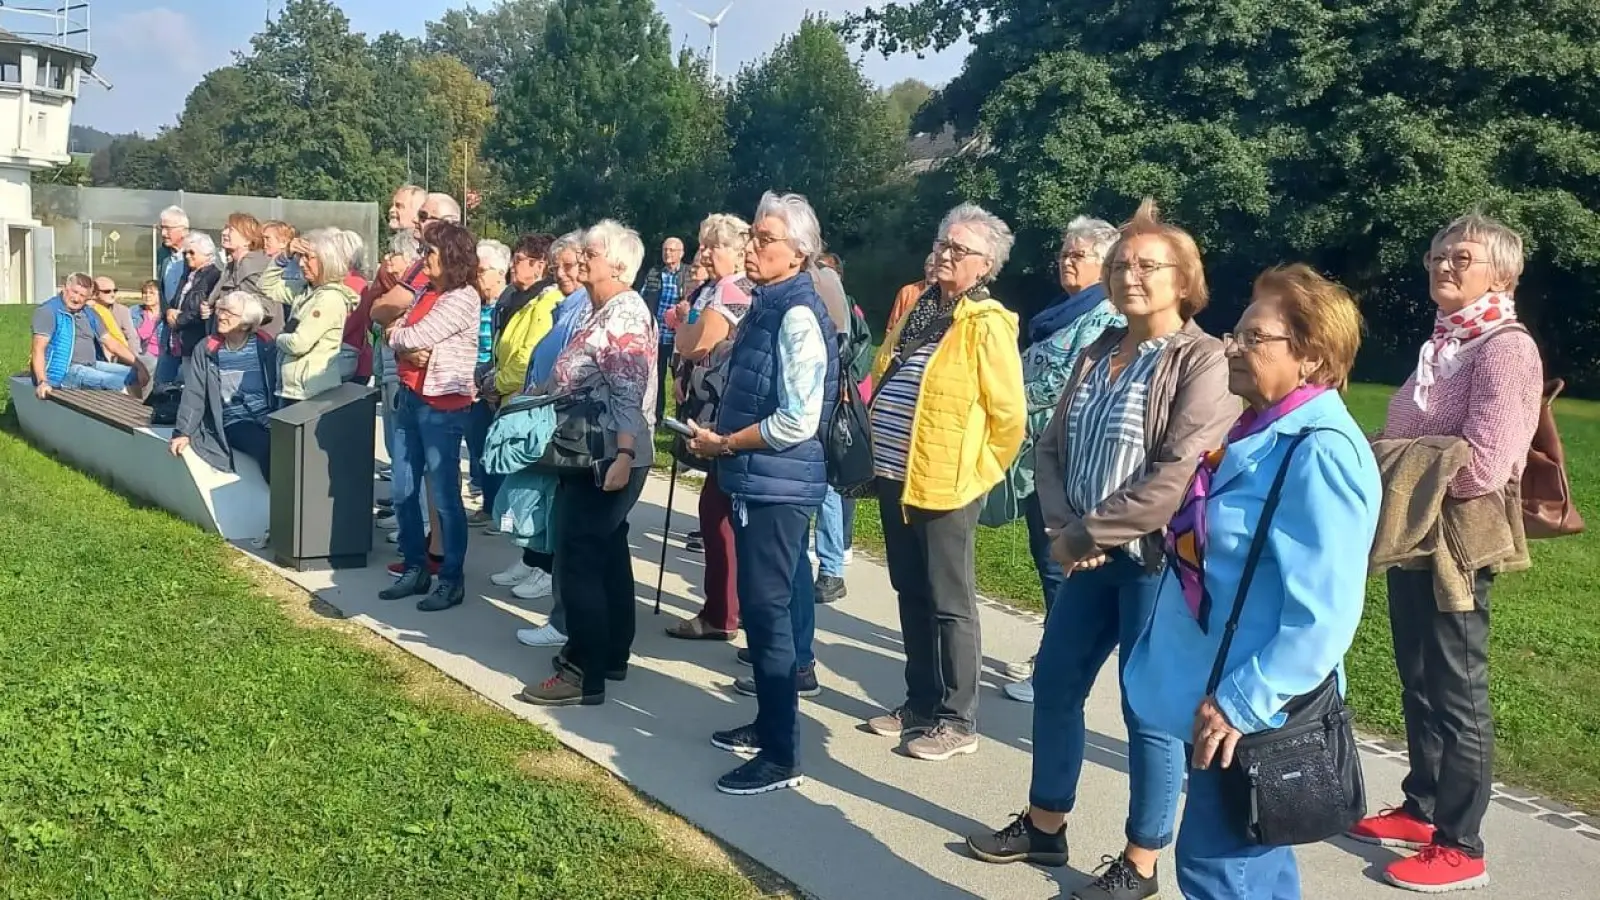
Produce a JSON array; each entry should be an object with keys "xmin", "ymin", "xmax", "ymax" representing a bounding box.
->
[
  {"xmin": 592, "ymin": 458, "xmax": 611, "ymax": 488},
  {"xmin": 660, "ymin": 416, "xmax": 696, "ymax": 438}
]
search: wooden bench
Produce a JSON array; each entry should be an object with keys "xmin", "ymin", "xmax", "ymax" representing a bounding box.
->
[{"xmin": 10, "ymin": 375, "xmax": 269, "ymax": 541}]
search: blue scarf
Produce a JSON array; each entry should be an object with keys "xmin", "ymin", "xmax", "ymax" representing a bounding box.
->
[{"xmin": 1027, "ymin": 283, "xmax": 1108, "ymax": 346}]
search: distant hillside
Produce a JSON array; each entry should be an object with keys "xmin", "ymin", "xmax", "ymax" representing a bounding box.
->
[{"xmin": 68, "ymin": 124, "xmax": 130, "ymax": 154}]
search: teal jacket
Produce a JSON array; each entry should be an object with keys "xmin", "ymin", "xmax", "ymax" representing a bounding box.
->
[
  {"xmin": 40, "ymin": 295, "xmax": 107, "ymax": 386},
  {"xmin": 484, "ymin": 401, "xmax": 560, "ymax": 553}
]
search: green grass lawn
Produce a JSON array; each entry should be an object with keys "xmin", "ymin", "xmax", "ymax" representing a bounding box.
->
[{"xmin": 0, "ymin": 307, "xmax": 768, "ymax": 898}]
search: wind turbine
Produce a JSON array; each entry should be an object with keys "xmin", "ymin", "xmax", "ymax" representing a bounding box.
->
[{"xmin": 681, "ymin": 1, "xmax": 736, "ymax": 78}]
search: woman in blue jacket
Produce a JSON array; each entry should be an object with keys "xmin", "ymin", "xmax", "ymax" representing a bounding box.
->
[{"xmin": 1123, "ymin": 264, "xmax": 1381, "ymax": 899}]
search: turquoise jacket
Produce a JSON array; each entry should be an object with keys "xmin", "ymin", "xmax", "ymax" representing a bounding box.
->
[
  {"xmin": 1017, "ymin": 292, "xmax": 1123, "ymax": 497},
  {"xmin": 1124, "ymin": 389, "xmax": 1381, "ymax": 740},
  {"xmin": 484, "ymin": 401, "xmax": 559, "ymax": 553},
  {"xmin": 40, "ymin": 294, "xmax": 106, "ymax": 386}
]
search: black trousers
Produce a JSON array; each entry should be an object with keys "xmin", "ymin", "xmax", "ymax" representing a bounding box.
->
[
  {"xmin": 556, "ymin": 467, "xmax": 648, "ymax": 693},
  {"xmin": 655, "ymin": 344, "xmax": 673, "ymax": 423},
  {"xmin": 1387, "ymin": 567, "xmax": 1495, "ymax": 857},
  {"xmin": 876, "ymin": 478, "xmax": 983, "ymax": 732},
  {"xmin": 225, "ymin": 420, "xmax": 272, "ymax": 485}
]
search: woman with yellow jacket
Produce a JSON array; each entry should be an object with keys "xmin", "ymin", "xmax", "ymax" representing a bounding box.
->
[
  {"xmin": 863, "ymin": 202, "xmax": 1026, "ymax": 762},
  {"xmin": 491, "ymin": 234, "xmax": 561, "ymax": 400}
]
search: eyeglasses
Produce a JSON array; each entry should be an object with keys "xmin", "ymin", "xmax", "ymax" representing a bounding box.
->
[
  {"xmin": 1108, "ymin": 259, "xmax": 1178, "ymax": 280},
  {"xmin": 1422, "ymin": 249, "xmax": 1489, "ymax": 274},
  {"xmin": 933, "ymin": 239, "xmax": 987, "ymax": 262},
  {"xmin": 1222, "ymin": 331, "xmax": 1293, "ymax": 352},
  {"xmin": 742, "ymin": 230, "xmax": 788, "ymax": 252},
  {"xmin": 96, "ymin": 287, "xmax": 114, "ymax": 294},
  {"xmin": 416, "ymin": 209, "xmax": 433, "ymax": 223}
]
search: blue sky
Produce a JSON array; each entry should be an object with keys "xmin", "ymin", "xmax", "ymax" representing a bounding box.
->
[{"xmin": 62, "ymin": 1, "xmax": 969, "ymax": 136}]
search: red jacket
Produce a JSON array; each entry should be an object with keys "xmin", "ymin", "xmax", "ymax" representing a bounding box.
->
[{"xmin": 342, "ymin": 271, "xmax": 374, "ymax": 380}]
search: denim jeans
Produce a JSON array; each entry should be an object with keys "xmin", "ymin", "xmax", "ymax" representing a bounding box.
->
[
  {"xmin": 731, "ymin": 500, "xmax": 812, "ymax": 769},
  {"xmin": 1023, "ymin": 493, "xmax": 1065, "ymax": 612},
  {"xmin": 792, "ymin": 518, "xmax": 817, "ymax": 669},
  {"xmin": 1177, "ymin": 762, "xmax": 1301, "ymax": 899},
  {"xmin": 154, "ymin": 323, "xmax": 181, "ymax": 386},
  {"xmin": 390, "ymin": 387, "xmax": 470, "ymax": 584},
  {"xmin": 61, "ymin": 361, "xmax": 135, "ymax": 391},
  {"xmin": 1030, "ymin": 553, "xmax": 1182, "ymax": 850},
  {"xmin": 815, "ymin": 487, "xmax": 855, "ymax": 577},
  {"xmin": 464, "ymin": 398, "xmax": 502, "ymax": 508}
]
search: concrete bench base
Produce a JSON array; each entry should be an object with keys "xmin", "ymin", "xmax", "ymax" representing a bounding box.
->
[{"xmin": 10, "ymin": 375, "xmax": 269, "ymax": 541}]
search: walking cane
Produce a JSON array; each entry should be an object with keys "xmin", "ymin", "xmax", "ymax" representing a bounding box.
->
[{"xmin": 654, "ymin": 458, "xmax": 680, "ymax": 614}]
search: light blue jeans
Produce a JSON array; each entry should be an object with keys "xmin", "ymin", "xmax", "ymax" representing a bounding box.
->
[
  {"xmin": 390, "ymin": 388, "xmax": 468, "ymax": 583},
  {"xmin": 61, "ymin": 361, "xmax": 135, "ymax": 391},
  {"xmin": 815, "ymin": 487, "xmax": 855, "ymax": 577},
  {"xmin": 1177, "ymin": 763, "xmax": 1302, "ymax": 898}
]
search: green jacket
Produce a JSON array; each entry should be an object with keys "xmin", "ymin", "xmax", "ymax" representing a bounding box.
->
[{"xmin": 262, "ymin": 264, "xmax": 358, "ymax": 400}]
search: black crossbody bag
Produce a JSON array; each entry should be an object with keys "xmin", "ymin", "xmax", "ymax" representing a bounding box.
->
[{"xmin": 1204, "ymin": 428, "xmax": 1367, "ymax": 847}]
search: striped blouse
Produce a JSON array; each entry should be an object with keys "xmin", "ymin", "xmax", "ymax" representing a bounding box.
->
[
  {"xmin": 869, "ymin": 342, "xmax": 937, "ymax": 481},
  {"xmin": 1062, "ymin": 335, "xmax": 1174, "ymax": 560}
]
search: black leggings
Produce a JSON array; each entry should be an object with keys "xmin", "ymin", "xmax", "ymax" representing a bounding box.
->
[
  {"xmin": 522, "ymin": 548, "xmax": 553, "ymax": 572},
  {"xmin": 225, "ymin": 420, "xmax": 272, "ymax": 485}
]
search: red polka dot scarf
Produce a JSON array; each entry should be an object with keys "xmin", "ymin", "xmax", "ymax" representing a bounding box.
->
[{"xmin": 1414, "ymin": 290, "xmax": 1516, "ymax": 412}]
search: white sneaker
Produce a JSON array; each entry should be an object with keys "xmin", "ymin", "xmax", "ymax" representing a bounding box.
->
[
  {"xmin": 512, "ymin": 570, "xmax": 554, "ymax": 600},
  {"xmin": 1003, "ymin": 678, "xmax": 1035, "ymax": 703},
  {"xmin": 1002, "ymin": 656, "xmax": 1035, "ymax": 681},
  {"xmin": 516, "ymin": 623, "xmax": 566, "ymax": 647},
  {"xmin": 491, "ymin": 560, "xmax": 535, "ymax": 587},
  {"xmin": 375, "ymin": 513, "xmax": 398, "ymax": 530},
  {"xmin": 385, "ymin": 529, "xmax": 400, "ymax": 544},
  {"xmin": 843, "ymin": 548, "xmax": 854, "ymax": 566}
]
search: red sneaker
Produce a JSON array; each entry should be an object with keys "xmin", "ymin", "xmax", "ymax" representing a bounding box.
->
[
  {"xmin": 387, "ymin": 559, "xmax": 442, "ymax": 577},
  {"xmin": 1384, "ymin": 845, "xmax": 1489, "ymax": 893},
  {"xmin": 1348, "ymin": 807, "xmax": 1437, "ymax": 850}
]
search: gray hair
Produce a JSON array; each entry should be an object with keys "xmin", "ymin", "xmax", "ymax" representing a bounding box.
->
[
  {"xmin": 388, "ymin": 229, "xmax": 422, "ymax": 262},
  {"xmin": 337, "ymin": 230, "xmax": 366, "ymax": 275},
  {"xmin": 583, "ymin": 220, "xmax": 646, "ymax": 285},
  {"xmin": 393, "ymin": 184, "xmax": 426, "ymax": 206},
  {"xmin": 753, "ymin": 191, "xmax": 823, "ymax": 265},
  {"xmin": 182, "ymin": 231, "xmax": 217, "ymax": 261},
  {"xmin": 422, "ymin": 192, "xmax": 462, "ymax": 224},
  {"xmin": 1060, "ymin": 215, "xmax": 1119, "ymax": 259},
  {"xmin": 477, "ymin": 239, "xmax": 512, "ymax": 273},
  {"xmin": 550, "ymin": 230, "xmax": 584, "ymax": 264},
  {"xmin": 1432, "ymin": 211, "xmax": 1526, "ymax": 289},
  {"xmin": 937, "ymin": 202, "xmax": 1015, "ymax": 279},
  {"xmin": 64, "ymin": 272, "xmax": 94, "ymax": 292},
  {"xmin": 698, "ymin": 213, "xmax": 750, "ymax": 251},
  {"xmin": 300, "ymin": 227, "xmax": 355, "ymax": 287},
  {"xmin": 158, "ymin": 205, "xmax": 189, "ymax": 228},
  {"xmin": 215, "ymin": 290, "xmax": 267, "ymax": 331}
]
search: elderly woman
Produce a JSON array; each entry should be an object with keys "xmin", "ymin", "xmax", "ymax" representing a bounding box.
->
[
  {"xmin": 210, "ymin": 213, "xmax": 270, "ymax": 308},
  {"xmin": 377, "ymin": 222, "xmax": 482, "ymax": 613},
  {"xmin": 464, "ymin": 238, "xmax": 513, "ymax": 515},
  {"xmin": 1121, "ymin": 264, "xmax": 1380, "ymax": 898},
  {"xmin": 133, "ymin": 279, "xmax": 163, "ymax": 372},
  {"xmin": 489, "ymin": 233, "xmax": 561, "ymax": 406},
  {"xmin": 168, "ymin": 232, "xmax": 223, "ymax": 379},
  {"xmin": 864, "ymin": 203, "xmax": 1026, "ymax": 762},
  {"xmin": 1347, "ymin": 214, "xmax": 1543, "ymax": 893},
  {"xmin": 675, "ymin": 194, "xmax": 835, "ymax": 796},
  {"xmin": 170, "ymin": 289, "xmax": 280, "ymax": 482},
  {"xmin": 262, "ymin": 228, "xmax": 358, "ymax": 404},
  {"xmin": 966, "ymin": 200, "xmax": 1235, "ymax": 897},
  {"xmin": 664, "ymin": 213, "xmax": 755, "ymax": 643},
  {"xmin": 516, "ymin": 220, "xmax": 656, "ymax": 708},
  {"xmin": 1004, "ymin": 216, "xmax": 1126, "ymax": 704},
  {"xmin": 337, "ymin": 230, "xmax": 372, "ymax": 382}
]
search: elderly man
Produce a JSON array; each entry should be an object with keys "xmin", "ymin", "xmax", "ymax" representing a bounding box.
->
[
  {"xmin": 153, "ymin": 206, "xmax": 190, "ymax": 385},
  {"xmin": 389, "ymin": 184, "xmax": 425, "ymax": 232},
  {"xmin": 92, "ymin": 276, "xmax": 140, "ymax": 349},
  {"xmin": 31, "ymin": 272, "xmax": 149, "ymax": 398},
  {"xmin": 640, "ymin": 236, "xmax": 688, "ymax": 421}
]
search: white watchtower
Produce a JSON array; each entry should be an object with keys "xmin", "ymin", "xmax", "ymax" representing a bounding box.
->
[{"xmin": 0, "ymin": 2, "xmax": 101, "ymax": 303}]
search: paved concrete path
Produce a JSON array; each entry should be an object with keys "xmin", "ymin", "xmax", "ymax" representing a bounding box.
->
[{"xmin": 264, "ymin": 474, "xmax": 1596, "ymax": 899}]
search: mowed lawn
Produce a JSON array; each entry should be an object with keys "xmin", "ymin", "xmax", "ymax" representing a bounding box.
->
[{"xmin": 0, "ymin": 307, "xmax": 763, "ymax": 898}]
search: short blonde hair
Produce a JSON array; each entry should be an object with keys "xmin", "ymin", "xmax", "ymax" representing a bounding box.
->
[
  {"xmin": 1431, "ymin": 211, "xmax": 1525, "ymax": 290},
  {"xmin": 1253, "ymin": 264, "xmax": 1364, "ymax": 391},
  {"xmin": 262, "ymin": 220, "xmax": 297, "ymax": 246},
  {"xmin": 583, "ymin": 220, "xmax": 646, "ymax": 285},
  {"xmin": 1105, "ymin": 198, "xmax": 1209, "ymax": 319},
  {"xmin": 698, "ymin": 213, "xmax": 750, "ymax": 251}
]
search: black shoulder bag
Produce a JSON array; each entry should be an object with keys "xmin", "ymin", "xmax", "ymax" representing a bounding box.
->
[
  {"xmin": 496, "ymin": 391, "xmax": 608, "ymax": 475},
  {"xmin": 1205, "ymin": 428, "xmax": 1367, "ymax": 847}
]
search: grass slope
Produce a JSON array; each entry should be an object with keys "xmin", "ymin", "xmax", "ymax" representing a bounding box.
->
[{"xmin": 0, "ymin": 306, "xmax": 761, "ymax": 899}]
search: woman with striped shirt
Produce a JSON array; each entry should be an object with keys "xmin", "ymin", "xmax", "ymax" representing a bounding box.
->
[{"xmin": 966, "ymin": 199, "xmax": 1235, "ymax": 900}]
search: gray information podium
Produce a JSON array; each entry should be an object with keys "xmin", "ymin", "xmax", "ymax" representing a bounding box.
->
[{"xmin": 267, "ymin": 382, "xmax": 377, "ymax": 571}]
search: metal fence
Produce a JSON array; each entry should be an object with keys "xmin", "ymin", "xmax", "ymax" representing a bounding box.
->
[{"xmin": 32, "ymin": 185, "xmax": 381, "ymax": 292}]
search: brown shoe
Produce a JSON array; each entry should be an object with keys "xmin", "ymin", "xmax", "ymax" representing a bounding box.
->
[
  {"xmin": 905, "ymin": 723, "xmax": 978, "ymax": 761},
  {"xmin": 866, "ymin": 705, "xmax": 934, "ymax": 738},
  {"xmin": 516, "ymin": 669, "xmax": 602, "ymax": 707},
  {"xmin": 665, "ymin": 617, "xmax": 736, "ymax": 641}
]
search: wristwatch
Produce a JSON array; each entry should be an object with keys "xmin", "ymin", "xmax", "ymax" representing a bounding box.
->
[{"xmin": 616, "ymin": 447, "xmax": 637, "ymax": 460}]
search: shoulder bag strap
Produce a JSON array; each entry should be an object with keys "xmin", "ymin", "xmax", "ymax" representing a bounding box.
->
[{"xmin": 1204, "ymin": 428, "xmax": 1332, "ymax": 696}]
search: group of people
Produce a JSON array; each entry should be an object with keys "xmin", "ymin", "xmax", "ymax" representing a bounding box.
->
[{"xmin": 27, "ymin": 179, "xmax": 1547, "ymax": 898}]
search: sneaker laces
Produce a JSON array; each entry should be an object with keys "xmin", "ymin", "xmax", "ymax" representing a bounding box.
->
[
  {"xmin": 1089, "ymin": 855, "xmax": 1142, "ymax": 891},
  {"xmin": 993, "ymin": 810, "xmax": 1031, "ymax": 842},
  {"xmin": 1413, "ymin": 845, "xmax": 1469, "ymax": 868}
]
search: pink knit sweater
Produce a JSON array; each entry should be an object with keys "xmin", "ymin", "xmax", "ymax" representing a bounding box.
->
[{"xmin": 1383, "ymin": 327, "xmax": 1543, "ymax": 499}]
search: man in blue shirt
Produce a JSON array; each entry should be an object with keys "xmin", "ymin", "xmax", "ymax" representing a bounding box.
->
[{"xmin": 639, "ymin": 236, "xmax": 687, "ymax": 422}]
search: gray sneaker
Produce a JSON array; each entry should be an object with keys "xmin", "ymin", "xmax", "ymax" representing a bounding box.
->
[
  {"xmin": 865, "ymin": 705, "xmax": 934, "ymax": 738},
  {"xmin": 905, "ymin": 722, "xmax": 978, "ymax": 761}
]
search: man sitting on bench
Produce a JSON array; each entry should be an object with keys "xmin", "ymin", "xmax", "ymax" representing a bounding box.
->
[{"xmin": 30, "ymin": 272, "xmax": 149, "ymax": 400}]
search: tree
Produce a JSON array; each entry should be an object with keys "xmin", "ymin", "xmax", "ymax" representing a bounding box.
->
[
  {"xmin": 724, "ymin": 16, "xmax": 904, "ymax": 246},
  {"xmin": 485, "ymin": 0, "xmax": 728, "ymax": 242},
  {"xmin": 35, "ymin": 157, "xmax": 90, "ymax": 187},
  {"xmin": 91, "ymin": 134, "xmax": 177, "ymax": 189},
  {"xmin": 883, "ymin": 78, "xmax": 934, "ymax": 135},
  {"xmin": 425, "ymin": 0, "xmax": 550, "ymax": 90},
  {"xmin": 849, "ymin": 1, "xmax": 1600, "ymax": 388},
  {"xmin": 159, "ymin": 66, "xmax": 254, "ymax": 193}
]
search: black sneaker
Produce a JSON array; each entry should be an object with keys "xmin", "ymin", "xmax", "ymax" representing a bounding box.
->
[
  {"xmin": 685, "ymin": 530, "xmax": 704, "ymax": 552},
  {"xmin": 553, "ymin": 651, "xmax": 628, "ymax": 682},
  {"xmin": 736, "ymin": 647, "xmax": 752, "ymax": 667},
  {"xmin": 966, "ymin": 811, "xmax": 1069, "ymax": 867},
  {"xmin": 379, "ymin": 567, "xmax": 432, "ymax": 601},
  {"xmin": 711, "ymin": 723, "xmax": 762, "ymax": 754},
  {"xmin": 416, "ymin": 580, "xmax": 464, "ymax": 612},
  {"xmin": 1071, "ymin": 854, "xmax": 1158, "ymax": 900},
  {"xmin": 815, "ymin": 574, "xmax": 847, "ymax": 604},
  {"xmin": 716, "ymin": 755, "xmax": 803, "ymax": 796},
  {"xmin": 733, "ymin": 665, "xmax": 821, "ymax": 698}
]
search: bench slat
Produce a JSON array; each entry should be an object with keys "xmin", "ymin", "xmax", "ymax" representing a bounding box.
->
[{"xmin": 51, "ymin": 389, "xmax": 155, "ymax": 433}]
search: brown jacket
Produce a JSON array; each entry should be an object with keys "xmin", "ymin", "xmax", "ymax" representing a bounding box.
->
[
  {"xmin": 1036, "ymin": 320, "xmax": 1237, "ymax": 569},
  {"xmin": 1370, "ymin": 436, "xmax": 1531, "ymax": 612}
]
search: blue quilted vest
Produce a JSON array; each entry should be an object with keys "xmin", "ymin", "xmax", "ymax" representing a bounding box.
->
[
  {"xmin": 41, "ymin": 295, "xmax": 103, "ymax": 387},
  {"xmin": 716, "ymin": 271, "xmax": 839, "ymax": 507}
]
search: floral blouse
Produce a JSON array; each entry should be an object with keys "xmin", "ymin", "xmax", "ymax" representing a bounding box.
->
[{"xmin": 548, "ymin": 289, "xmax": 658, "ymax": 467}]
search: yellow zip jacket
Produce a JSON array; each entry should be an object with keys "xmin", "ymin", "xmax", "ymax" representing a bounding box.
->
[
  {"xmin": 493, "ymin": 284, "xmax": 563, "ymax": 397},
  {"xmin": 876, "ymin": 290, "xmax": 1027, "ymax": 511}
]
